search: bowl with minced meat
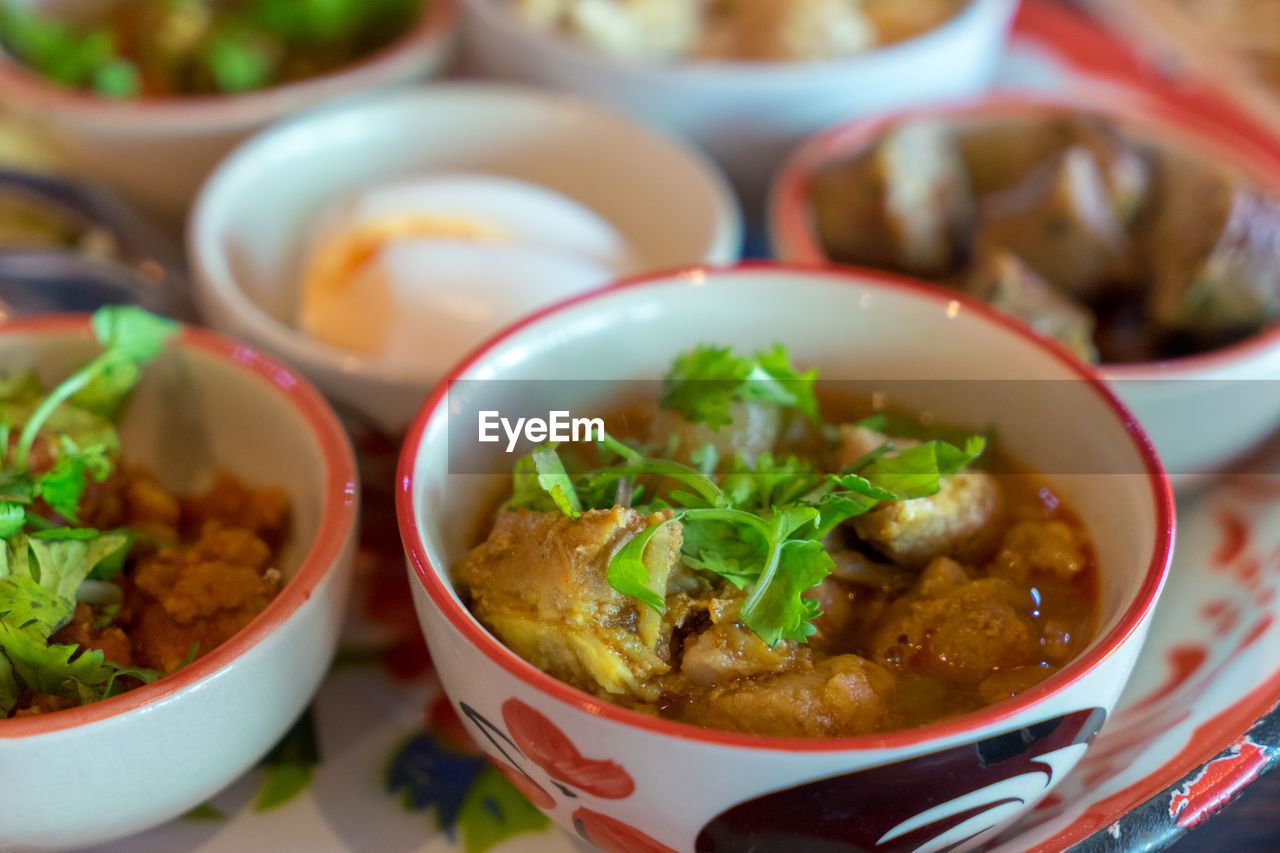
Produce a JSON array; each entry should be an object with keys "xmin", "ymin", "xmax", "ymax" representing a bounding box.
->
[{"xmin": 0, "ymin": 313, "xmax": 358, "ymax": 850}]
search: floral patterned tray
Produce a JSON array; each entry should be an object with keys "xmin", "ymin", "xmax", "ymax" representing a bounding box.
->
[
  {"xmin": 89, "ymin": 5, "xmax": 1280, "ymax": 851},
  {"xmin": 87, "ymin": 424, "xmax": 1280, "ymax": 853}
]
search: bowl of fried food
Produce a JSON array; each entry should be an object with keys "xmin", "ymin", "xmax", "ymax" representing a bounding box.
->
[
  {"xmin": 397, "ymin": 264, "xmax": 1173, "ymax": 853},
  {"xmin": 0, "ymin": 307, "xmax": 358, "ymax": 850},
  {"xmin": 772, "ymin": 92, "xmax": 1280, "ymax": 480}
]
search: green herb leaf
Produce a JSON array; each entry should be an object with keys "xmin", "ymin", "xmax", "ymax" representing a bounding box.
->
[
  {"xmin": 736, "ymin": 506, "xmax": 829, "ymax": 647},
  {"xmin": 607, "ymin": 518, "xmax": 676, "ymax": 613},
  {"xmin": 100, "ymin": 662, "xmax": 165, "ymax": 697},
  {"xmin": 34, "ymin": 436, "xmax": 113, "ymax": 523},
  {"xmin": 16, "ymin": 307, "xmax": 176, "ymax": 468},
  {"xmin": 0, "ymin": 622, "xmax": 112, "ymax": 698},
  {"xmin": 92, "ymin": 57, "xmax": 140, "ymax": 98},
  {"xmin": 741, "ymin": 344, "xmax": 820, "ymax": 424},
  {"xmin": 27, "ymin": 533, "xmax": 129, "ymax": 603},
  {"xmin": 690, "ymin": 443, "xmax": 719, "ymax": 476},
  {"xmin": 0, "ymin": 536, "xmax": 31, "ymax": 583},
  {"xmin": 182, "ymin": 803, "xmax": 226, "ymax": 822},
  {"xmin": 859, "ymin": 437, "xmax": 986, "ymax": 499},
  {"xmin": 683, "ymin": 550, "xmax": 756, "ymax": 590},
  {"xmin": 809, "ymin": 491, "xmax": 878, "ymax": 539},
  {"xmin": 827, "ymin": 472, "xmax": 898, "ymax": 503},
  {"xmin": 660, "ymin": 345, "xmax": 755, "ymax": 430},
  {"xmin": 531, "ymin": 448, "xmax": 581, "ymax": 517},
  {"xmin": 254, "ymin": 764, "xmax": 313, "ymax": 813},
  {"xmin": 660, "ymin": 343, "xmax": 820, "ymax": 429},
  {"xmin": 0, "ymin": 574, "xmax": 71, "ymax": 637},
  {"xmin": 721, "ymin": 453, "xmax": 821, "ymax": 512},
  {"xmin": 202, "ymin": 26, "xmax": 280, "ymax": 94},
  {"xmin": 72, "ymin": 306, "xmax": 180, "ymax": 419},
  {"xmin": 739, "ymin": 538, "xmax": 832, "ymax": 645},
  {"xmin": 0, "ymin": 503, "xmax": 25, "ymax": 539},
  {"xmin": 0, "ymin": 651, "xmax": 17, "ymax": 717}
]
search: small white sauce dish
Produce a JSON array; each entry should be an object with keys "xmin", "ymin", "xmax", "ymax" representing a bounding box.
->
[{"xmin": 189, "ymin": 84, "xmax": 742, "ymax": 432}]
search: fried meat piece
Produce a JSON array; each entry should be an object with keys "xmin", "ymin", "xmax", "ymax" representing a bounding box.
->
[{"xmin": 452, "ymin": 507, "xmax": 683, "ymax": 700}]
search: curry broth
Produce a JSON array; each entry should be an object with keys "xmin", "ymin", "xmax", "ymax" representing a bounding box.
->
[{"xmin": 456, "ymin": 390, "xmax": 1098, "ymax": 737}]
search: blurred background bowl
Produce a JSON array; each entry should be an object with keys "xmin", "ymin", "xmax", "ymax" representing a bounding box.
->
[
  {"xmin": 0, "ymin": 0, "xmax": 460, "ymax": 229},
  {"xmin": 189, "ymin": 83, "xmax": 742, "ymax": 433},
  {"xmin": 769, "ymin": 91, "xmax": 1280, "ymax": 482},
  {"xmin": 458, "ymin": 0, "xmax": 1019, "ymax": 213},
  {"xmin": 0, "ymin": 168, "xmax": 192, "ymax": 319}
]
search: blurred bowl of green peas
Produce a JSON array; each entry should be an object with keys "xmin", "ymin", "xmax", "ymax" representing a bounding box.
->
[{"xmin": 0, "ymin": 0, "xmax": 459, "ymax": 227}]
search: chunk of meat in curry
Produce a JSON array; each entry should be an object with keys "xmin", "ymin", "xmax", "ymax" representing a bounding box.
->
[{"xmin": 453, "ymin": 507, "xmax": 684, "ymax": 701}]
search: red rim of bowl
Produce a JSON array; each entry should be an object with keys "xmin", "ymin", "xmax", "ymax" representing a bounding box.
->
[
  {"xmin": 0, "ymin": 314, "xmax": 358, "ymax": 738},
  {"xmin": 0, "ymin": 0, "xmax": 457, "ymax": 124},
  {"xmin": 396, "ymin": 260, "xmax": 1176, "ymax": 753},
  {"xmin": 768, "ymin": 89, "xmax": 1280, "ymax": 379}
]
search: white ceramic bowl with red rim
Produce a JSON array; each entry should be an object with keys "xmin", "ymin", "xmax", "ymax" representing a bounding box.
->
[
  {"xmin": 0, "ymin": 0, "xmax": 459, "ymax": 226},
  {"xmin": 458, "ymin": 0, "xmax": 1018, "ymax": 210},
  {"xmin": 769, "ymin": 91, "xmax": 1280, "ymax": 484},
  {"xmin": 396, "ymin": 264, "xmax": 1174, "ymax": 853},
  {"xmin": 189, "ymin": 84, "xmax": 742, "ymax": 435},
  {"xmin": 0, "ymin": 316, "xmax": 359, "ymax": 851}
]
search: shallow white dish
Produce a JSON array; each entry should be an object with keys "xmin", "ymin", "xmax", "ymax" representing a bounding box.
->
[{"xmin": 189, "ymin": 84, "xmax": 742, "ymax": 432}]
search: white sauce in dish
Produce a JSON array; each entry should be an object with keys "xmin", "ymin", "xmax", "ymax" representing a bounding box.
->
[{"xmin": 297, "ymin": 173, "xmax": 636, "ymax": 373}]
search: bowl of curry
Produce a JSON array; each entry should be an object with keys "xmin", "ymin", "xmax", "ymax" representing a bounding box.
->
[
  {"xmin": 397, "ymin": 264, "xmax": 1174, "ymax": 853},
  {"xmin": 0, "ymin": 312, "xmax": 358, "ymax": 850}
]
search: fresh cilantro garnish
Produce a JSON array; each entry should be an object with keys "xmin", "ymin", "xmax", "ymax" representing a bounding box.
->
[
  {"xmin": 660, "ymin": 344, "xmax": 819, "ymax": 430},
  {"xmin": 607, "ymin": 516, "xmax": 678, "ymax": 613},
  {"xmin": 0, "ymin": 306, "xmax": 178, "ymax": 717},
  {"xmin": 505, "ymin": 432, "xmax": 984, "ymax": 648},
  {"xmin": 530, "ymin": 447, "xmax": 581, "ymax": 517},
  {"xmin": 494, "ymin": 343, "xmax": 987, "ymax": 649}
]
